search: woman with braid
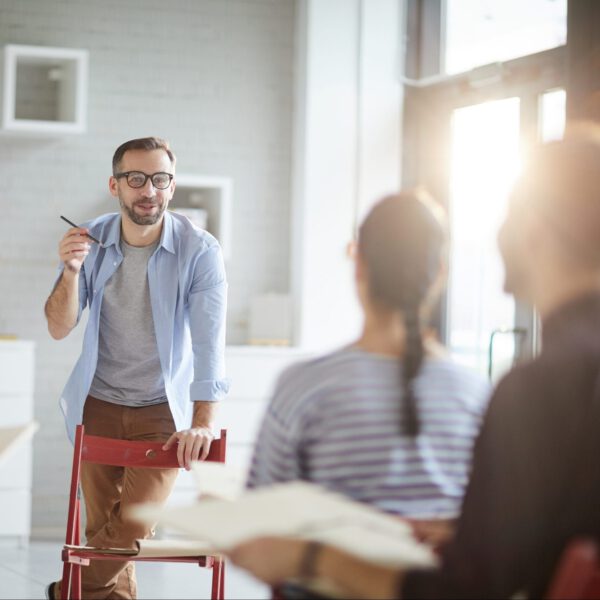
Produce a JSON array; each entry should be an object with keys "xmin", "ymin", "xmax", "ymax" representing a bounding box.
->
[
  {"xmin": 231, "ymin": 123, "xmax": 600, "ymax": 600},
  {"xmin": 247, "ymin": 190, "xmax": 490, "ymax": 540}
]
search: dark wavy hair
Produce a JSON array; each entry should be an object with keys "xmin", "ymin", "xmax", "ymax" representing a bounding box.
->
[{"xmin": 357, "ymin": 189, "xmax": 447, "ymax": 436}]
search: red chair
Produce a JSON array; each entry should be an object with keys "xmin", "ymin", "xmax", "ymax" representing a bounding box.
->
[
  {"xmin": 546, "ymin": 538, "xmax": 600, "ymax": 599},
  {"xmin": 60, "ymin": 424, "xmax": 227, "ymax": 600}
]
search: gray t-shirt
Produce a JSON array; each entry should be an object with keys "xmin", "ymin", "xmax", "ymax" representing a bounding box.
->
[{"xmin": 89, "ymin": 239, "xmax": 167, "ymax": 406}]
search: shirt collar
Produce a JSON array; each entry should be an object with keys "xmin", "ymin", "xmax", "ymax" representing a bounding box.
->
[
  {"xmin": 102, "ymin": 214, "xmax": 122, "ymax": 251},
  {"xmin": 159, "ymin": 210, "xmax": 176, "ymax": 254},
  {"xmin": 101, "ymin": 211, "xmax": 176, "ymax": 255}
]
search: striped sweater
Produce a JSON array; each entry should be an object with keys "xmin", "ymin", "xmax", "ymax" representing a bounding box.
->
[{"xmin": 247, "ymin": 346, "xmax": 490, "ymax": 518}]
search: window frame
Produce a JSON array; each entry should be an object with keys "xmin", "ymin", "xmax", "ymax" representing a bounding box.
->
[{"xmin": 402, "ymin": 0, "xmax": 568, "ymax": 363}]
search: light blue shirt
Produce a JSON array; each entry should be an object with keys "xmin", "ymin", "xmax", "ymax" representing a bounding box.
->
[{"xmin": 56, "ymin": 211, "xmax": 229, "ymax": 443}]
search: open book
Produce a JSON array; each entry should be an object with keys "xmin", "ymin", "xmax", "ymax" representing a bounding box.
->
[{"xmin": 130, "ymin": 476, "xmax": 438, "ymax": 570}]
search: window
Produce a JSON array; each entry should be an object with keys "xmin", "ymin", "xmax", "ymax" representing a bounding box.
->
[
  {"xmin": 540, "ymin": 88, "xmax": 566, "ymax": 141},
  {"xmin": 403, "ymin": 0, "xmax": 568, "ymax": 374},
  {"xmin": 444, "ymin": 0, "xmax": 567, "ymax": 75},
  {"xmin": 447, "ymin": 97, "xmax": 521, "ymax": 375}
]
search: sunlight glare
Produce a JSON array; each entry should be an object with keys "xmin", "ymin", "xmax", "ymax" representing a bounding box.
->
[{"xmin": 447, "ymin": 97, "xmax": 521, "ymax": 375}]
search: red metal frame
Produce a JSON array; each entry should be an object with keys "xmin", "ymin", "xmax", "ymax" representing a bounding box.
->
[
  {"xmin": 546, "ymin": 538, "xmax": 600, "ymax": 600},
  {"xmin": 60, "ymin": 425, "xmax": 227, "ymax": 600}
]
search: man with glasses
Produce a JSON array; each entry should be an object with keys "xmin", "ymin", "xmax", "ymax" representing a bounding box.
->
[{"xmin": 44, "ymin": 137, "xmax": 228, "ymax": 600}]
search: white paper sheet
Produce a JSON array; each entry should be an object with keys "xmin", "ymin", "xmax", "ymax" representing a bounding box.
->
[{"xmin": 131, "ymin": 481, "xmax": 438, "ymax": 569}]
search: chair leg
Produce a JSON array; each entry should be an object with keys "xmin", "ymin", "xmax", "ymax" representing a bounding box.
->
[
  {"xmin": 211, "ymin": 558, "xmax": 225, "ymax": 600},
  {"xmin": 220, "ymin": 560, "xmax": 225, "ymax": 600},
  {"xmin": 72, "ymin": 495, "xmax": 83, "ymax": 599},
  {"xmin": 74, "ymin": 499, "xmax": 81, "ymax": 545},
  {"xmin": 60, "ymin": 562, "xmax": 82, "ymax": 600},
  {"xmin": 271, "ymin": 586, "xmax": 284, "ymax": 600},
  {"xmin": 60, "ymin": 562, "xmax": 71, "ymax": 600},
  {"xmin": 71, "ymin": 563, "xmax": 82, "ymax": 600}
]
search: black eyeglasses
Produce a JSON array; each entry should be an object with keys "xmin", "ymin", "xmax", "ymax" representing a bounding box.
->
[{"xmin": 114, "ymin": 171, "xmax": 174, "ymax": 190}]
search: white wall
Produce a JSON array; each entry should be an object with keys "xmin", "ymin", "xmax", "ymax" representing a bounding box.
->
[{"xmin": 291, "ymin": 0, "xmax": 404, "ymax": 351}]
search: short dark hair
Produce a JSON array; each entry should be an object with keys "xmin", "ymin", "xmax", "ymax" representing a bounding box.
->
[{"xmin": 112, "ymin": 137, "xmax": 176, "ymax": 174}]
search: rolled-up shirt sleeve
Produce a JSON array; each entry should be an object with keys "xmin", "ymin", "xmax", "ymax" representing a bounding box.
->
[{"xmin": 187, "ymin": 243, "xmax": 230, "ymax": 401}]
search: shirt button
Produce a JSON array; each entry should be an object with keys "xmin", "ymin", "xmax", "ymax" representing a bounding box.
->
[{"xmin": 113, "ymin": 262, "xmax": 117, "ymax": 266}]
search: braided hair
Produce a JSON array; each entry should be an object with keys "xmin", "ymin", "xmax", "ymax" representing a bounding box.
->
[{"xmin": 357, "ymin": 190, "xmax": 446, "ymax": 437}]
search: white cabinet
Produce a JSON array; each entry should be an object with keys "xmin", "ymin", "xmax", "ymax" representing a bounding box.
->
[
  {"xmin": 2, "ymin": 44, "xmax": 88, "ymax": 134},
  {"xmin": 0, "ymin": 341, "xmax": 35, "ymax": 544},
  {"xmin": 167, "ymin": 346, "xmax": 314, "ymax": 506}
]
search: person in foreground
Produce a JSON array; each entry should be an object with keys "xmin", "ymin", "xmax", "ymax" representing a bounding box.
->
[
  {"xmin": 44, "ymin": 137, "xmax": 228, "ymax": 599},
  {"xmin": 248, "ymin": 190, "xmax": 489, "ymax": 541},
  {"xmin": 229, "ymin": 123, "xmax": 600, "ymax": 599}
]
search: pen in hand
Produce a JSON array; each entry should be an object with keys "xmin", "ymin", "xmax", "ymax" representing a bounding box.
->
[{"xmin": 60, "ymin": 215, "xmax": 104, "ymax": 248}]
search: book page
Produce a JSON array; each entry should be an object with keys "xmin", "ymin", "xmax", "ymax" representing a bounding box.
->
[{"xmin": 131, "ymin": 481, "xmax": 438, "ymax": 569}]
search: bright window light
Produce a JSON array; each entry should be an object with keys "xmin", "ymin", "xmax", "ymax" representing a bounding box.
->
[
  {"xmin": 540, "ymin": 89, "xmax": 566, "ymax": 142},
  {"xmin": 445, "ymin": 0, "xmax": 567, "ymax": 75},
  {"xmin": 447, "ymin": 97, "xmax": 521, "ymax": 377}
]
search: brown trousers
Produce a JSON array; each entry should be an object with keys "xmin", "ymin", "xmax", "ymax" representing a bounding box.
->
[{"xmin": 70, "ymin": 396, "xmax": 179, "ymax": 599}]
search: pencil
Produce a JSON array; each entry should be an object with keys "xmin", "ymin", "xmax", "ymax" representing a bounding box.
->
[{"xmin": 60, "ymin": 215, "xmax": 104, "ymax": 248}]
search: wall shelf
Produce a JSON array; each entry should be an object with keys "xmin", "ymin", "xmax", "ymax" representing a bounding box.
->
[
  {"xmin": 2, "ymin": 44, "xmax": 88, "ymax": 135},
  {"xmin": 171, "ymin": 174, "xmax": 233, "ymax": 260}
]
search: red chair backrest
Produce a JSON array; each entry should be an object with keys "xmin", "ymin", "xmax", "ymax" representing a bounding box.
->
[
  {"xmin": 546, "ymin": 538, "xmax": 600, "ymax": 600},
  {"xmin": 64, "ymin": 425, "xmax": 227, "ymax": 546},
  {"xmin": 82, "ymin": 429, "xmax": 227, "ymax": 468}
]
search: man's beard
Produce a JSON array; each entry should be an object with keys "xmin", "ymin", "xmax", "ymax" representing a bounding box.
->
[{"xmin": 119, "ymin": 196, "xmax": 166, "ymax": 226}]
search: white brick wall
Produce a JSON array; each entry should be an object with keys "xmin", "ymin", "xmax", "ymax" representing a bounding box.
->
[{"xmin": 0, "ymin": 0, "xmax": 295, "ymax": 537}]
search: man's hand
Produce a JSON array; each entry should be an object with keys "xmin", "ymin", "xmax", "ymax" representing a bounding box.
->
[
  {"xmin": 162, "ymin": 426, "xmax": 214, "ymax": 470},
  {"xmin": 407, "ymin": 518, "xmax": 455, "ymax": 551},
  {"xmin": 45, "ymin": 227, "xmax": 89, "ymax": 340},
  {"xmin": 60, "ymin": 227, "xmax": 91, "ymax": 273},
  {"xmin": 228, "ymin": 537, "xmax": 402, "ymax": 599},
  {"xmin": 228, "ymin": 537, "xmax": 307, "ymax": 585}
]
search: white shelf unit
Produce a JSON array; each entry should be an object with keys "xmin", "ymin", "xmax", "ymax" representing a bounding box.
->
[
  {"xmin": 2, "ymin": 44, "xmax": 88, "ymax": 134},
  {"xmin": 0, "ymin": 341, "xmax": 35, "ymax": 545},
  {"xmin": 171, "ymin": 175, "xmax": 233, "ymax": 260}
]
